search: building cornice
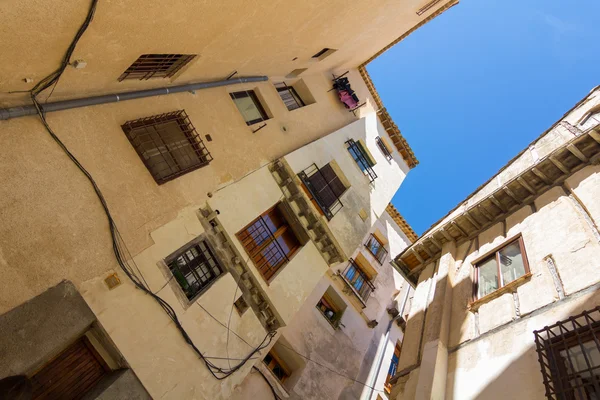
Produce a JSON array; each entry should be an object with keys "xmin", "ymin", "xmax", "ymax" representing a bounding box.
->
[{"xmin": 385, "ymin": 203, "xmax": 418, "ymax": 243}]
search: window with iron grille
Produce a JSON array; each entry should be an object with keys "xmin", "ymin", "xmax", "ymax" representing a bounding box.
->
[
  {"xmin": 342, "ymin": 259, "xmax": 375, "ymax": 302},
  {"xmin": 165, "ymin": 239, "xmax": 224, "ymax": 301},
  {"xmin": 534, "ymin": 306, "xmax": 600, "ymax": 399},
  {"xmin": 118, "ymin": 54, "xmax": 196, "ymax": 81},
  {"xmin": 277, "ymin": 85, "xmax": 305, "ymax": 111},
  {"xmin": 365, "ymin": 234, "xmax": 388, "ymax": 264},
  {"xmin": 230, "ymin": 90, "xmax": 269, "ymax": 125},
  {"xmin": 236, "ymin": 203, "xmax": 305, "ymax": 281},
  {"xmin": 384, "ymin": 342, "xmax": 402, "ymax": 393},
  {"xmin": 473, "ymin": 235, "xmax": 530, "ymax": 300},
  {"xmin": 376, "ymin": 136, "xmax": 393, "ymax": 160},
  {"xmin": 298, "ymin": 163, "xmax": 346, "ymax": 220},
  {"xmin": 346, "ymin": 139, "xmax": 377, "ymax": 182},
  {"xmin": 121, "ymin": 110, "xmax": 212, "ymax": 184}
]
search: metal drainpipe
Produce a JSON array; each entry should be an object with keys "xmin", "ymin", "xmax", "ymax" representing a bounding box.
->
[
  {"xmin": 0, "ymin": 76, "xmax": 268, "ymax": 120},
  {"xmin": 362, "ymin": 284, "xmax": 411, "ymax": 400}
]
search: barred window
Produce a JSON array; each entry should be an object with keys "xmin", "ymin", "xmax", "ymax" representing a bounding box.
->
[
  {"xmin": 165, "ymin": 239, "xmax": 224, "ymax": 300},
  {"xmin": 347, "ymin": 139, "xmax": 377, "ymax": 182},
  {"xmin": 277, "ymin": 85, "xmax": 305, "ymax": 111},
  {"xmin": 121, "ymin": 110, "xmax": 212, "ymax": 184},
  {"xmin": 118, "ymin": 54, "xmax": 196, "ymax": 81},
  {"xmin": 376, "ymin": 136, "xmax": 393, "ymax": 160}
]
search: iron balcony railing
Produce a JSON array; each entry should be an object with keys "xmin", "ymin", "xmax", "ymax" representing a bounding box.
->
[
  {"xmin": 346, "ymin": 139, "xmax": 377, "ymax": 182},
  {"xmin": 533, "ymin": 305, "xmax": 600, "ymax": 399},
  {"xmin": 365, "ymin": 234, "xmax": 388, "ymax": 264},
  {"xmin": 298, "ymin": 164, "xmax": 343, "ymax": 220},
  {"xmin": 342, "ymin": 259, "xmax": 375, "ymax": 302}
]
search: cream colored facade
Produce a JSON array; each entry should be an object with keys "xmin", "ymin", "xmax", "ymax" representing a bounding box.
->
[
  {"xmin": 231, "ymin": 205, "xmax": 415, "ymax": 400},
  {"xmin": 0, "ymin": 1, "xmax": 459, "ymax": 398},
  {"xmin": 390, "ymin": 87, "xmax": 600, "ymax": 400}
]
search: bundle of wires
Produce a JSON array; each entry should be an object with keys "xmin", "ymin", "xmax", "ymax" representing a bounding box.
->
[{"xmin": 27, "ymin": 0, "xmax": 277, "ymax": 380}]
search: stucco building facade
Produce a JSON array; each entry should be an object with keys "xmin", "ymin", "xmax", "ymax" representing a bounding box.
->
[
  {"xmin": 390, "ymin": 87, "xmax": 600, "ymax": 400},
  {"xmin": 0, "ymin": 1, "xmax": 458, "ymax": 399}
]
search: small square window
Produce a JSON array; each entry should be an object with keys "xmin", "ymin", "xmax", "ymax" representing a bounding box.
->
[
  {"xmin": 277, "ymin": 86, "xmax": 305, "ymax": 111},
  {"xmin": 263, "ymin": 351, "xmax": 291, "ymax": 383},
  {"xmin": 118, "ymin": 54, "xmax": 196, "ymax": 81},
  {"xmin": 122, "ymin": 110, "xmax": 212, "ymax": 184},
  {"xmin": 230, "ymin": 90, "xmax": 269, "ymax": 125},
  {"xmin": 234, "ymin": 296, "xmax": 249, "ymax": 315},
  {"xmin": 474, "ymin": 236, "xmax": 530, "ymax": 299},
  {"xmin": 312, "ymin": 48, "xmax": 337, "ymax": 60},
  {"xmin": 316, "ymin": 286, "xmax": 346, "ymax": 329},
  {"xmin": 165, "ymin": 239, "xmax": 224, "ymax": 300}
]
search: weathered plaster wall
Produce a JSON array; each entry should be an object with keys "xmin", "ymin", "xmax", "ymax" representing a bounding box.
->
[{"xmin": 284, "ymin": 113, "xmax": 408, "ymax": 257}]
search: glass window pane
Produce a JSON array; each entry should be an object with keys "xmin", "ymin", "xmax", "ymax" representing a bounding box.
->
[
  {"xmin": 233, "ymin": 96, "xmax": 263, "ymax": 123},
  {"xmin": 477, "ymin": 257, "xmax": 499, "ymax": 298},
  {"xmin": 499, "ymin": 241, "xmax": 526, "ymax": 285}
]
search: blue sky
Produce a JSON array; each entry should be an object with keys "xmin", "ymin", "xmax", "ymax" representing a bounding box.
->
[{"xmin": 369, "ymin": 0, "xmax": 600, "ymax": 235}]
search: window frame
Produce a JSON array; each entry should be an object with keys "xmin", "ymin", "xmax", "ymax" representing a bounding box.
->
[
  {"xmin": 472, "ymin": 234, "xmax": 531, "ymax": 301},
  {"xmin": 263, "ymin": 350, "xmax": 291, "ymax": 384},
  {"xmin": 364, "ymin": 234, "xmax": 388, "ymax": 264},
  {"xmin": 164, "ymin": 238, "xmax": 225, "ymax": 303},
  {"xmin": 341, "ymin": 258, "xmax": 376, "ymax": 304},
  {"xmin": 121, "ymin": 110, "xmax": 213, "ymax": 184},
  {"xmin": 375, "ymin": 136, "xmax": 393, "ymax": 160},
  {"xmin": 276, "ymin": 85, "xmax": 305, "ymax": 111},
  {"xmin": 118, "ymin": 54, "xmax": 196, "ymax": 81},
  {"xmin": 236, "ymin": 203, "xmax": 303, "ymax": 282},
  {"xmin": 384, "ymin": 342, "xmax": 402, "ymax": 393},
  {"xmin": 298, "ymin": 163, "xmax": 347, "ymax": 220},
  {"xmin": 346, "ymin": 139, "xmax": 377, "ymax": 182},
  {"xmin": 315, "ymin": 290, "xmax": 345, "ymax": 329},
  {"xmin": 229, "ymin": 90, "xmax": 269, "ymax": 125}
]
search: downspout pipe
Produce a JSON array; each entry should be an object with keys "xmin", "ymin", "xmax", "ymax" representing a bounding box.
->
[
  {"xmin": 362, "ymin": 285, "xmax": 411, "ymax": 400},
  {"xmin": 0, "ymin": 76, "xmax": 269, "ymax": 121}
]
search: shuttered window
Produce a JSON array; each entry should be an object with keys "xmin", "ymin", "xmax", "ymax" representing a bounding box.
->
[
  {"xmin": 306, "ymin": 163, "xmax": 346, "ymax": 208},
  {"xmin": 385, "ymin": 342, "xmax": 402, "ymax": 393},
  {"xmin": 30, "ymin": 336, "xmax": 109, "ymax": 400}
]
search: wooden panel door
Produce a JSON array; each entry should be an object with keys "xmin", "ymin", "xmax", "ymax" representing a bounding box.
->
[{"xmin": 30, "ymin": 336, "xmax": 109, "ymax": 400}]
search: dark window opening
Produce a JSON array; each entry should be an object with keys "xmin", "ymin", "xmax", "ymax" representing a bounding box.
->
[
  {"xmin": 118, "ymin": 54, "xmax": 196, "ymax": 81},
  {"xmin": 298, "ymin": 163, "xmax": 346, "ymax": 220},
  {"xmin": 316, "ymin": 291, "xmax": 344, "ymax": 328},
  {"xmin": 277, "ymin": 85, "xmax": 305, "ymax": 111},
  {"xmin": 236, "ymin": 203, "xmax": 305, "ymax": 281},
  {"xmin": 365, "ymin": 234, "xmax": 388, "ymax": 264},
  {"xmin": 474, "ymin": 236, "xmax": 530, "ymax": 300},
  {"xmin": 534, "ymin": 306, "xmax": 600, "ymax": 399},
  {"xmin": 263, "ymin": 351, "xmax": 291, "ymax": 383},
  {"xmin": 376, "ymin": 136, "xmax": 393, "ymax": 160},
  {"xmin": 230, "ymin": 90, "xmax": 269, "ymax": 125},
  {"xmin": 342, "ymin": 259, "xmax": 375, "ymax": 302},
  {"xmin": 122, "ymin": 110, "xmax": 212, "ymax": 184},
  {"xmin": 346, "ymin": 139, "xmax": 377, "ymax": 182},
  {"xmin": 166, "ymin": 240, "xmax": 224, "ymax": 300},
  {"xmin": 234, "ymin": 296, "xmax": 249, "ymax": 315},
  {"xmin": 312, "ymin": 48, "xmax": 337, "ymax": 60}
]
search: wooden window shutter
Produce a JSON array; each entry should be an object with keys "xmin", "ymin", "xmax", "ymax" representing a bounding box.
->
[{"xmin": 320, "ymin": 163, "xmax": 346, "ymax": 198}]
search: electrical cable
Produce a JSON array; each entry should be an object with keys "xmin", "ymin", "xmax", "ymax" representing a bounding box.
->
[
  {"xmin": 252, "ymin": 366, "xmax": 282, "ymax": 400},
  {"xmin": 26, "ymin": 0, "xmax": 276, "ymax": 381},
  {"xmin": 225, "ymin": 274, "xmax": 242, "ymax": 369}
]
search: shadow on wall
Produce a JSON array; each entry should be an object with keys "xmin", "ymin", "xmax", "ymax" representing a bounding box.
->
[{"xmin": 445, "ymin": 291, "xmax": 600, "ymax": 400}]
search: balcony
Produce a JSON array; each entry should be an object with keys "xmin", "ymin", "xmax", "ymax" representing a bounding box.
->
[
  {"xmin": 346, "ymin": 139, "xmax": 377, "ymax": 182},
  {"xmin": 298, "ymin": 163, "xmax": 344, "ymax": 220},
  {"xmin": 340, "ymin": 259, "xmax": 375, "ymax": 304},
  {"xmin": 365, "ymin": 234, "xmax": 388, "ymax": 264}
]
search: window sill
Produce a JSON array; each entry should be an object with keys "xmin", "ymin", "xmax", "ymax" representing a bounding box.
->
[
  {"xmin": 468, "ymin": 272, "xmax": 532, "ymax": 311},
  {"xmin": 315, "ymin": 308, "xmax": 342, "ymax": 331}
]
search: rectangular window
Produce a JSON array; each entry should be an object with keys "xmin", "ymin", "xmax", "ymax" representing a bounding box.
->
[
  {"xmin": 122, "ymin": 110, "xmax": 212, "ymax": 184},
  {"xmin": 236, "ymin": 203, "xmax": 302, "ymax": 281},
  {"xmin": 118, "ymin": 54, "xmax": 196, "ymax": 81},
  {"xmin": 474, "ymin": 236, "xmax": 530, "ymax": 299},
  {"xmin": 263, "ymin": 351, "xmax": 291, "ymax": 383},
  {"xmin": 346, "ymin": 139, "xmax": 377, "ymax": 182},
  {"xmin": 230, "ymin": 90, "xmax": 269, "ymax": 125},
  {"xmin": 166, "ymin": 239, "xmax": 224, "ymax": 300},
  {"xmin": 342, "ymin": 259, "xmax": 375, "ymax": 302},
  {"xmin": 277, "ymin": 85, "xmax": 305, "ymax": 111},
  {"xmin": 30, "ymin": 336, "xmax": 110, "ymax": 399},
  {"xmin": 298, "ymin": 163, "xmax": 346, "ymax": 220},
  {"xmin": 316, "ymin": 287, "xmax": 346, "ymax": 329},
  {"xmin": 312, "ymin": 48, "xmax": 337, "ymax": 60},
  {"xmin": 534, "ymin": 306, "xmax": 600, "ymax": 400},
  {"xmin": 376, "ymin": 136, "xmax": 393, "ymax": 160},
  {"xmin": 365, "ymin": 234, "xmax": 388, "ymax": 264},
  {"xmin": 384, "ymin": 342, "xmax": 402, "ymax": 393}
]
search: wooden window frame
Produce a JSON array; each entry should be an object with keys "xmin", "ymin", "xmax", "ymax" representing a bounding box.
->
[
  {"xmin": 364, "ymin": 233, "xmax": 388, "ymax": 264},
  {"xmin": 236, "ymin": 203, "xmax": 302, "ymax": 282},
  {"xmin": 384, "ymin": 342, "xmax": 402, "ymax": 393},
  {"xmin": 121, "ymin": 110, "xmax": 213, "ymax": 184},
  {"xmin": 471, "ymin": 234, "xmax": 531, "ymax": 301},
  {"xmin": 316, "ymin": 291, "xmax": 344, "ymax": 329},
  {"xmin": 230, "ymin": 90, "xmax": 269, "ymax": 125},
  {"xmin": 263, "ymin": 350, "xmax": 291, "ymax": 384}
]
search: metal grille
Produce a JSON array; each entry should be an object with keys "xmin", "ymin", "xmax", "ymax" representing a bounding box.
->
[
  {"xmin": 365, "ymin": 234, "xmax": 388, "ymax": 264},
  {"xmin": 122, "ymin": 110, "xmax": 212, "ymax": 184},
  {"xmin": 376, "ymin": 136, "xmax": 393, "ymax": 160},
  {"xmin": 167, "ymin": 240, "xmax": 223, "ymax": 300},
  {"xmin": 534, "ymin": 306, "xmax": 600, "ymax": 399},
  {"xmin": 346, "ymin": 139, "xmax": 377, "ymax": 182},
  {"xmin": 237, "ymin": 215, "xmax": 291, "ymax": 281},
  {"xmin": 276, "ymin": 84, "xmax": 305, "ymax": 111},
  {"xmin": 298, "ymin": 163, "xmax": 344, "ymax": 220},
  {"xmin": 118, "ymin": 54, "xmax": 196, "ymax": 81},
  {"xmin": 342, "ymin": 259, "xmax": 375, "ymax": 302}
]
